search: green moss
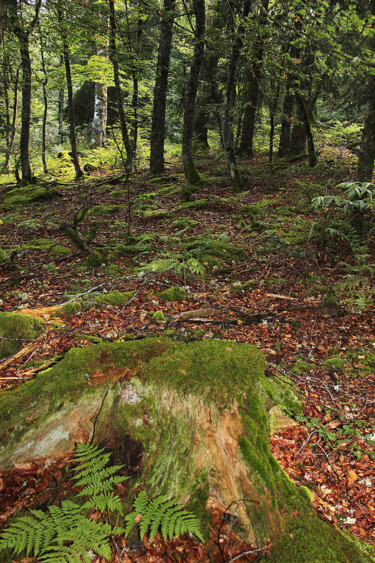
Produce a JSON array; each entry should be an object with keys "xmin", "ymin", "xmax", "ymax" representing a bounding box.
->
[
  {"xmin": 84, "ymin": 250, "xmax": 107, "ymax": 268},
  {"xmin": 241, "ymin": 199, "xmax": 278, "ymax": 217},
  {"xmin": 0, "ymin": 313, "xmax": 43, "ymax": 359},
  {"xmin": 143, "ymin": 208, "xmax": 170, "ymax": 219},
  {"xmin": 152, "ymin": 311, "xmax": 166, "ymax": 321},
  {"xmin": 88, "ymin": 204, "xmax": 118, "ymax": 216},
  {"xmin": 267, "ymin": 507, "xmax": 374, "ymax": 562},
  {"xmin": 50, "ymin": 245, "xmax": 70, "ymax": 256},
  {"xmin": 94, "ymin": 290, "xmax": 135, "ymax": 307},
  {"xmin": 158, "ymin": 185, "xmax": 180, "ymax": 195},
  {"xmin": 182, "ymin": 235, "xmax": 246, "ymax": 263},
  {"xmin": 143, "ymin": 339, "xmax": 265, "ymax": 404},
  {"xmin": 61, "ymin": 302, "xmax": 82, "ymax": 316},
  {"xmin": 179, "ymin": 198, "xmax": 209, "ymax": 210},
  {"xmin": 3, "ymin": 186, "xmax": 54, "ymax": 209},
  {"xmin": 158, "ymin": 287, "xmax": 186, "ymax": 302},
  {"xmin": 291, "ymin": 361, "xmax": 316, "ymax": 375},
  {"xmin": 321, "ymin": 356, "xmax": 345, "ymax": 372}
]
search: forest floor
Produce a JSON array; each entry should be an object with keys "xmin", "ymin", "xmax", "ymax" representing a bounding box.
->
[{"xmin": 0, "ymin": 145, "xmax": 375, "ymax": 561}]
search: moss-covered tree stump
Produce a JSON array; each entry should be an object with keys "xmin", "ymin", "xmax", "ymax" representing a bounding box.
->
[{"xmin": 0, "ymin": 338, "xmax": 370, "ymax": 561}]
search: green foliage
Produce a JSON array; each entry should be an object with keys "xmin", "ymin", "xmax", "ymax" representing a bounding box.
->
[
  {"xmin": 124, "ymin": 490, "xmax": 203, "ymax": 542},
  {"xmin": 94, "ymin": 290, "xmax": 135, "ymax": 307},
  {"xmin": 0, "ymin": 444, "xmax": 127, "ymax": 562},
  {"xmin": 311, "ymin": 182, "xmax": 375, "ymax": 253}
]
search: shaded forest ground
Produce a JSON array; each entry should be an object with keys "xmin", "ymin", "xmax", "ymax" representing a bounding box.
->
[{"xmin": 0, "ymin": 143, "xmax": 375, "ymax": 561}]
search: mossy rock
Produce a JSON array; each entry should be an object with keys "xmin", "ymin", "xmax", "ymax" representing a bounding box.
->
[
  {"xmin": 94, "ymin": 290, "xmax": 135, "ymax": 307},
  {"xmin": 0, "ymin": 338, "xmax": 370, "ymax": 560},
  {"xmin": 2, "ymin": 186, "xmax": 54, "ymax": 209},
  {"xmin": 179, "ymin": 198, "xmax": 210, "ymax": 210},
  {"xmin": 0, "ymin": 312, "xmax": 43, "ymax": 359},
  {"xmin": 182, "ymin": 235, "xmax": 246, "ymax": 263}
]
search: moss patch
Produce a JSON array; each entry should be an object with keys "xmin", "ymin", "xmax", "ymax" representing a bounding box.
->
[
  {"xmin": 88, "ymin": 204, "xmax": 118, "ymax": 216},
  {"xmin": 94, "ymin": 290, "xmax": 135, "ymax": 307},
  {"xmin": 3, "ymin": 186, "xmax": 54, "ymax": 209},
  {"xmin": 0, "ymin": 312, "xmax": 43, "ymax": 359},
  {"xmin": 158, "ymin": 286, "xmax": 186, "ymax": 302},
  {"xmin": 267, "ymin": 506, "xmax": 374, "ymax": 562}
]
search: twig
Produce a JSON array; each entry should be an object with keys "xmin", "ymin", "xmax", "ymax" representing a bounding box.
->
[{"xmin": 228, "ymin": 546, "xmax": 270, "ymax": 562}]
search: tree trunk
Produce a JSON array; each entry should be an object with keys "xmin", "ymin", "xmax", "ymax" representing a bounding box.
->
[
  {"xmin": 269, "ymin": 81, "xmax": 280, "ymax": 163},
  {"xmin": 91, "ymin": 76, "xmax": 108, "ymax": 148},
  {"xmin": 289, "ymin": 99, "xmax": 306, "ymax": 155},
  {"xmin": 149, "ymin": 0, "xmax": 176, "ymax": 176},
  {"xmin": 222, "ymin": 0, "xmax": 251, "ymax": 190},
  {"xmin": 7, "ymin": 0, "xmax": 41, "ymax": 183},
  {"xmin": 295, "ymin": 92, "xmax": 316, "ymax": 167},
  {"xmin": 356, "ymin": 98, "xmax": 375, "ymax": 182},
  {"xmin": 181, "ymin": 0, "xmax": 206, "ymax": 185},
  {"xmin": 109, "ymin": 0, "xmax": 133, "ymax": 170},
  {"xmin": 39, "ymin": 28, "xmax": 48, "ymax": 174},
  {"xmin": 3, "ymin": 66, "xmax": 19, "ymax": 171},
  {"xmin": 62, "ymin": 40, "xmax": 83, "ymax": 179},
  {"xmin": 238, "ymin": 0, "xmax": 268, "ymax": 156},
  {"xmin": 278, "ymin": 80, "xmax": 294, "ymax": 158},
  {"xmin": 18, "ymin": 35, "xmax": 33, "ymax": 182}
]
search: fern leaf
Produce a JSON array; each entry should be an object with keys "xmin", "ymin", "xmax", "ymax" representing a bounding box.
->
[{"xmin": 133, "ymin": 489, "xmax": 148, "ymax": 514}]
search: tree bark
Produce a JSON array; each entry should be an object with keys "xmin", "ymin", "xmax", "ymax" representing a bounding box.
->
[
  {"xmin": 91, "ymin": 43, "xmax": 108, "ymax": 149},
  {"xmin": 149, "ymin": 0, "xmax": 176, "ymax": 175},
  {"xmin": 356, "ymin": 99, "xmax": 375, "ymax": 181},
  {"xmin": 295, "ymin": 92, "xmax": 316, "ymax": 167},
  {"xmin": 7, "ymin": 0, "xmax": 41, "ymax": 183},
  {"xmin": 278, "ymin": 79, "xmax": 294, "ymax": 158},
  {"xmin": 109, "ymin": 0, "xmax": 133, "ymax": 170},
  {"xmin": 181, "ymin": 0, "xmax": 206, "ymax": 185},
  {"xmin": 238, "ymin": 0, "xmax": 269, "ymax": 156},
  {"xmin": 222, "ymin": 0, "xmax": 251, "ymax": 190},
  {"xmin": 39, "ymin": 26, "xmax": 48, "ymax": 174},
  {"xmin": 59, "ymin": 20, "xmax": 83, "ymax": 179}
]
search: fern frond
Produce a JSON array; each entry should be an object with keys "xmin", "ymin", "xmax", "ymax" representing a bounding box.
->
[
  {"xmin": 76, "ymin": 475, "xmax": 126, "ymax": 497},
  {"xmin": 126, "ymin": 492, "xmax": 203, "ymax": 542},
  {"xmin": 83, "ymin": 491, "xmax": 125, "ymax": 514}
]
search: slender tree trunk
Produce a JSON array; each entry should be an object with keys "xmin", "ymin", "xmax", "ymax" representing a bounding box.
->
[
  {"xmin": 91, "ymin": 38, "xmax": 108, "ymax": 147},
  {"xmin": 181, "ymin": 0, "xmax": 206, "ymax": 185},
  {"xmin": 149, "ymin": 0, "xmax": 176, "ymax": 175},
  {"xmin": 18, "ymin": 35, "xmax": 33, "ymax": 182},
  {"xmin": 356, "ymin": 98, "xmax": 375, "ymax": 182},
  {"xmin": 58, "ymin": 89, "xmax": 64, "ymax": 144},
  {"xmin": 278, "ymin": 79, "xmax": 294, "ymax": 158},
  {"xmin": 238, "ymin": 0, "xmax": 268, "ymax": 156},
  {"xmin": 269, "ymin": 81, "xmax": 280, "ymax": 163},
  {"xmin": 109, "ymin": 0, "xmax": 133, "ymax": 170},
  {"xmin": 62, "ymin": 38, "xmax": 83, "ymax": 178},
  {"xmin": 39, "ymin": 29, "xmax": 48, "ymax": 173},
  {"xmin": 222, "ymin": 0, "xmax": 251, "ymax": 190},
  {"xmin": 295, "ymin": 92, "xmax": 316, "ymax": 167},
  {"xmin": 8, "ymin": 0, "xmax": 41, "ymax": 183}
]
